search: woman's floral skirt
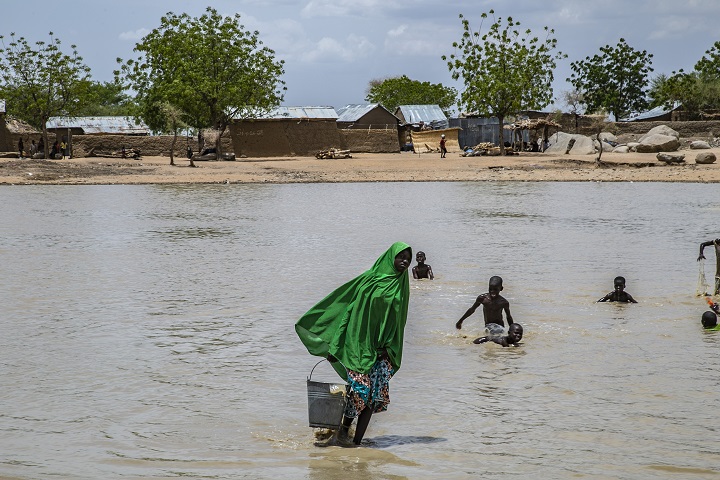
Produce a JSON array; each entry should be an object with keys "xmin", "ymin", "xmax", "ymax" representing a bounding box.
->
[{"xmin": 343, "ymin": 358, "xmax": 395, "ymax": 418}]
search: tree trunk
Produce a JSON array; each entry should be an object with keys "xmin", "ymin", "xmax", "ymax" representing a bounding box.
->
[
  {"xmin": 170, "ymin": 129, "xmax": 177, "ymax": 166},
  {"xmin": 215, "ymin": 124, "xmax": 228, "ymax": 156},
  {"xmin": 497, "ymin": 115, "xmax": 506, "ymax": 156},
  {"xmin": 42, "ymin": 122, "xmax": 49, "ymax": 159}
]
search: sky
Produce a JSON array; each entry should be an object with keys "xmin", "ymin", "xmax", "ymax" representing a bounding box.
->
[{"xmin": 1, "ymin": 0, "xmax": 719, "ymax": 113}]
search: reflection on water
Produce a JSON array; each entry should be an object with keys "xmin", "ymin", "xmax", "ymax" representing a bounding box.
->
[{"xmin": 1, "ymin": 182, "xmax": 720, "ymax": 479}]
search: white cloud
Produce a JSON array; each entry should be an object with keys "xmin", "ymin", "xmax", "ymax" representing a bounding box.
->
[
  {"xmin": 387, "ymin": 25, "xmax": 408, "ymax": 37},
  {"xmin": 301, "ymin": 0, "xmax": 398, "ymax": 18},
  {"xmin": 384, "ymin": 23, "xmax": 447, "ymax": 57},
  {"xmin": 301, "ymin": 34, "xmax": 375, "ymax": 62},
  {"xmin": 118, "ymin": 28, "xmax": 150, "ymax": 41}
]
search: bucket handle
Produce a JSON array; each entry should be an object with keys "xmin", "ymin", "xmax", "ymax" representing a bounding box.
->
[{"xmin": 308, "ymin": 358, "xmax": 347, "ymax": 381}]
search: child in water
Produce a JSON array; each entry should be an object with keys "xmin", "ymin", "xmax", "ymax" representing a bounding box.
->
[
  {"xmin": 412, "ymin": 251, "xmax": 434, "ymax": 280},
  {"xmin": 702, "ymin": 299, "xmax": 720, "ymax": 330},
  {"xmin": 456, "ymin": 276, "xmax": 514, "ymax": 330},
  {"xmin": 474, "ymin": 323, "xmax": 523, "ymax": 346},
  {"xmin": 597, "ymin": 276, "xmax": 638, "ymax": 303}
]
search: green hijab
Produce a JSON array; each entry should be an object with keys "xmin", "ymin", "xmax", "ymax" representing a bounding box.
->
[{"xmin": 295, "ymin": 242, "xmax": 411, "ymax": 379}]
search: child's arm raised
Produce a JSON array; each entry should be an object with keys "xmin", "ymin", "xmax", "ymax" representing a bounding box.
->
[{"xmin": 456, "ymin": 296, "xmax": 483, "ymax": 329}]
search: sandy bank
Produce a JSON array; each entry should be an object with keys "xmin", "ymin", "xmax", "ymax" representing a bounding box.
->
[{"xmin": 1, "ymin": 148, "xmax": 719, "ymax": 185}]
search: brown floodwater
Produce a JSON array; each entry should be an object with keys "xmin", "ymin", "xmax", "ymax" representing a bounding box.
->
[{"xmin": 1, "ymin": 182, "xmax": 719, "ymax": 479}]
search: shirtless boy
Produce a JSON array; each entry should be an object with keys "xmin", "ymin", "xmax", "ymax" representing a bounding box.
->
[
  {"xmin": 412, "ymin": 251, "xmax": 434, "ymax": 280},
  {"xmin": 456, "ymin": 276, "xmax": 514, "ymax": 330},
  {"xmin": 597, "ymin": 276, "xmax": 638, "ymax": 303}
]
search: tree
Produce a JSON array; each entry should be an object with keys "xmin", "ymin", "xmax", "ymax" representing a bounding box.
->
[
  {"xmin": 117, "ymin": 7, "xmax": 285, "ymax": 155},
  {"xmin": 568, "ymin": 38, "xmax": 653, "ymax": 121},
  {"xmin": 649, "ymin": 41, "xmax": 720, "ymax": 119},
  {"xmin": 75, "ymin": 80, "xmax": 134, "ymax": 117},
  {"xmin": 695, "ymin": 40, "xmax": 720, "ymax": 80},
  {"xmin": 156, "ymin": 102, "xmax": 191, "ymax": 167},
  {"xmin": 443, "ymin": 11, "xmax": 564, "ymax": 155},
  {"xmin": 0, "ymin": 31, "xmax": 91, "ymax": 157},
  {"xmin": 365, "ymin": 75, "xmax": 457, "ymax": 116},
  {"xmin": 560, "ymin": 89, "xmax": 584, "ymax": 133}
]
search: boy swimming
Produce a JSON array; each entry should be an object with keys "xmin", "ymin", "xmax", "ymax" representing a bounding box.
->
[
  {"xmin": 702, "ymin": 299, "xmax": 720, "ymax": 330},
  {"xmin": 456, "ymin": 276, "xmax": 514, "ymax": 330},
  {"xmin": 473, "ymin": 323, "xmax": 523, "ymax": 347},
  {"xmin": 597, "ymin": 276, "xmax": 638, "ymax": 303}
]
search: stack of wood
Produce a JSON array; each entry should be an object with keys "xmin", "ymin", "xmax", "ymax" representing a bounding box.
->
[
  {"xmin": 461, "ymin": 142, "xmax": 496, "ymax": 156},
  {"xmin": 316, "ymin": 148, "xmax": 352, "ymax": 159}
]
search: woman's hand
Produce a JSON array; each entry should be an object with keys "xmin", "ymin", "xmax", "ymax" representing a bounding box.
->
[{"xmin": 327, "ymin": 353, "xmax": 338, "ymax": 363}]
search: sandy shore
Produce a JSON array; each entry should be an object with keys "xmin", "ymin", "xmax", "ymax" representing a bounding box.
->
[{"xmin": 1, "ymin": 148, "xmax": 719, "ymax": 185}]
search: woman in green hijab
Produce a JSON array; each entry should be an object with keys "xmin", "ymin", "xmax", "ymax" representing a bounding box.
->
[{"xmin": 296, "ymin": 242, "xmax": 412, "ymax": 445}]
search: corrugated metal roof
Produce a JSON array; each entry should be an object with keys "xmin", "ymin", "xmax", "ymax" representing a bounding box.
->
[
  {"xmin": 46, "ymin": 116, "xmax": 150, "ymax": 134},
  {"xmin": 622, "ymin": 102, "xmax": 680, "ymax": 122},
  {"xmin": 251, "ymin": 106, "xmax": 338, "ymax": 120},
  {"xmin": 336, "ymin": 103, "xmax": 396, "ymax": 122},
  {"xmin": 395, "ymin": 105, "xmax": 448, "ymax": 127}
]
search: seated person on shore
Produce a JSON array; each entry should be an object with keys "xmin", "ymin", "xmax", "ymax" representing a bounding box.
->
[
  {"xmin": 412, "ymin": 251, "xmax": 434, "ymax": 280},
  {"xmin": 474, "ymin": 323, "xmax": 523, "ymax": 346},
  {"xmin": 597, "ymin": 276, "xmax": 637, "ymax": 303},
  {"xmin": 456, "ymin": 276, "xmax": 514, "ymax": 330}
]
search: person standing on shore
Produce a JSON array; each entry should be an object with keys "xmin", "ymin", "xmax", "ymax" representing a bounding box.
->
[
  {"xmin": 18, "ymin": 138, "xmax": 24, "ymax": 158},
  {"xmin": 296, "ymin": 242, "xmax": 412, "ymax": 446},
  {"xmin": 698, "ymin": 238, "xmax": 720, "ymax": 295},
  {"xmin": 440, "ymin": 134, "xmax": 447, "ymax": 158}
]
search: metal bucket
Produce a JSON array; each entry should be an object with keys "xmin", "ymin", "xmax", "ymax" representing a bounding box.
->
[{"xmin": 306, "ymin": 359, "xmax": 347, "ymax": 429}]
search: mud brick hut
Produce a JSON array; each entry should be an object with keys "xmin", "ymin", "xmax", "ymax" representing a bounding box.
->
[
  {"xmin": 44, "ymin": 116, "xmax": 150, "ymax": 158},
  {"xmin": 229, "ymin": 106, "xmax": 341, "ymax": 157},
  {"xmin": 336, "ymin": 104, "xmax": 401, "ymax": 152},
  {"xmin": 0, "ymin": 100, "xmax": 43, "ymax": 154}
]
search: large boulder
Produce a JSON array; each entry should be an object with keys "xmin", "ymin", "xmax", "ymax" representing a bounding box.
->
[
  {"xmin": 638, "ymin": 125, "xmax": 680, "ymax": 142},
  {"xmin": 695, "ymin": 152, "xmax": 717, "ymax": 164},
  {"xmin": 598, "ymin": 132, "xmax": 618, "ymax": 143},
  {"xmin": 546, "ymin": 132, "xmax": 596, "ymax": 155},
  {"xmin": 656, "ymin": 153, "xmax": 685, "ymax": 163},
  {"xmin": 636, "ymin": 134, "xmax": 680, "ymax": 153},
  {"xmin": 627, "ymin": 142, "xmax": 640, "ymax": 152},
  {"xmin": 690, "ymin": 140, "xmax": 711, "ymax": 149}
]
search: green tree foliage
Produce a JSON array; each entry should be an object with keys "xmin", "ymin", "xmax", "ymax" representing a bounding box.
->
[
  {"xmin": 695, "ymin": 40, "xmax": 720, "ymax": 80},
  {"xmin": 365, "ymin": 75, "xmax": 457, "ymax": 116},
  {"xmin": 568, "ymin": 38, "xmax": 653, "ymax": 121},
  {"xmin": 648, "ymin": 71, "xmax": 699, "ymax": 113},
  {"xmin": 117, "ymin": 7, "xmax": 285, "ymax": 153},
  {"xmin": 443, "ymin": 11, "xmax": 564, "ymax": 154},
  {"xmin": 0, "ymin": 31, "xmax": 91, "ymax": 156},
  {"xmin": 650, "ymin": 41, "xmax": 720, "ymax": 119},
  {"xmin": 649, "ymin": 42, "xmax": 720, "ymax": 120},
  {"xmin": 76, "ymin": 80, "xmax": 134, "ymax": 116}
]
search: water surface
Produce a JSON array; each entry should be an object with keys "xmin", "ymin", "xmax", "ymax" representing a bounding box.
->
[{"xmin": 1, "ymin": 182, "xmax": 719, "ymax": 479}]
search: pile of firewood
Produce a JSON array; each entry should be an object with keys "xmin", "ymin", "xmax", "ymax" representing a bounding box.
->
[
  {"xmin": 316, "ymin": 148, "xmax": 352, "ymax": 159},
  {"xmin": 461, "ymin": 142, "xmax": 495, "ymax": 156}
]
